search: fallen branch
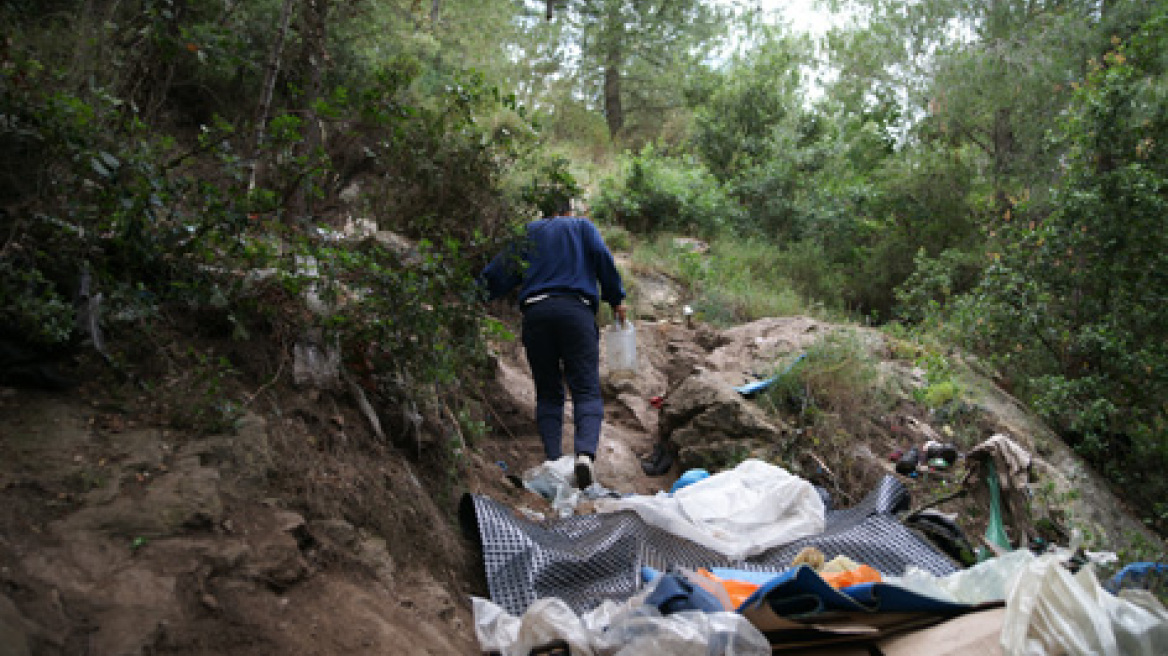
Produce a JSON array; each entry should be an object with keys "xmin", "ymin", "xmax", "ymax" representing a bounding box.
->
[
  {"xmin": 805, "ymin": 451, "xmax": 856, "ymax": 507},
  {"xmin": 343, "ymin": 367, "xmax": 385, "ymax": 442},
  {"xmin": 244, "ymin": 353, "xmax": 286, "ymax": 407},
  {"xmin": 903, "ymin": 466, "xmax": 976, "ymax": 521},
  {"xmin": 441, "ymin": 400, "xmax": 468, "ymax": 455},
  {"xmin": 467, "ymin": 378, "xmax": 520, "ymax": 442}
]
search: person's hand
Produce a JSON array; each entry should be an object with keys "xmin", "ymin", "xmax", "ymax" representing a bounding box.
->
[{"xmin": 614, "ymin": 304, "xmax": 627, "ymax": 326}]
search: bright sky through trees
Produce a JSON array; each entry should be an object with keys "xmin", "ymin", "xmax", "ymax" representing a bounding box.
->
[{"xmin": 766, "ymin": 0, "xmax": 840, "ymax": 37}]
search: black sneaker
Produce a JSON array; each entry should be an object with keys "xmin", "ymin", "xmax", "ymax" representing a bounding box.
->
[
  {"xmin": 641, "ymin": 441, "xmax": 674, "ymax": 476},
  {"xmin": 574, "ymin": 454, "xmax": 594, "ymax": 489}
]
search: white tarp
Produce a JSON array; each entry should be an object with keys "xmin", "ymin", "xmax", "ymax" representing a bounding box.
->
[
  {"xmin": 1000, "ymin": 552, "xmax": 1168, "ymax": 656},
  {"xmin": 890, "ymin": 549, "xmax": 1168, "ymax": 656},
  {"xmin": 594, "ymin": 459, "xmax": 825, "ymax": 560}
]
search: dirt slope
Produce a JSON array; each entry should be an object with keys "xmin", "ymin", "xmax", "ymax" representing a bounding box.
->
[{"xmin": 0, "ymin": 389, "xmax": 477, "ymax": 655}]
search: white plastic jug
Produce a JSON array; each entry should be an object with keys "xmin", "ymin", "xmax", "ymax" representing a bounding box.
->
[{"xmin": 606, "ymin": 320, "xmax": 637, "ymax": 374}]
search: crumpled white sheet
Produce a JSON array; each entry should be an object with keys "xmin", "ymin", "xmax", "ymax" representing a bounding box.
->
[
  {"xmin": 594, "ymin": 459, "xmax": 825, "ymax": 560},
  {"xmin": 473, "ymin": 578, "xmax": 770, "ymax": 656},
  {"xmin": 889, "ymin": 549, "xmax": 1168, "ymax": 656},
  {"xmin": 1000, "ymin": 553, "xmax": 1168, "ymax": 656}
]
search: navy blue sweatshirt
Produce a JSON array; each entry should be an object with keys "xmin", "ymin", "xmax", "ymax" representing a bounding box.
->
[{"xmin": 480, "ymin": 216, "xmax": 625, "ymax": 310}]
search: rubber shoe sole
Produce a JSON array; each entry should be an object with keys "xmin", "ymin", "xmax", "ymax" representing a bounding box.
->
[{"xmin": 575, "ymin": 455, "xmax": 594, "ymax": 489}]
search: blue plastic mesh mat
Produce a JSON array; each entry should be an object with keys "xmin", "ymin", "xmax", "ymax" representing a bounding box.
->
[{"xmin": 460, "ymin": 476, "xmax": 963, "ymax": 616}]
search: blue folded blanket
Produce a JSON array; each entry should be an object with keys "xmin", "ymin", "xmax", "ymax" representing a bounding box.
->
[{"xmin": 734, "ymin": 565, "xmax": 971, "ymax": 617}]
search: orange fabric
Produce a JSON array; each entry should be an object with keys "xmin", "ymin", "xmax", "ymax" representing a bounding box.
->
[
  {"xmin": 820, "ymin": 564, "xmax": 883, "ymax": 589},
  {"xmin": 696, "ymin": 569, "xmax": 761, "ymax": 609},
  {"xmin": 696, "ymin": 563, "xmax": 884, "ymax": 609}
]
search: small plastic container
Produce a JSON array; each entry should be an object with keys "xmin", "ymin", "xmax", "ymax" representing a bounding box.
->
[{"xmin": 606, "ymin": 319, "xmax": 637, "ymax": 374}]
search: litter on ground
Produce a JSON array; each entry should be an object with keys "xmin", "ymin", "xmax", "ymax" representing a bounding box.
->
[{"xmin": 465, "ymin": 440, "xmax": 1168, "ymax": 655}]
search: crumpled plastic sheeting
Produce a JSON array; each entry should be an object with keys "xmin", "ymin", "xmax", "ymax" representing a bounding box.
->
[
  {"xmin": 1001, "ymin": 553, "xmax": 1168, "ymax": 656},
  {"xmin": 595, "ymin": 608, "xmax": 769, "ymax": 656},
  {"xmin": 594, "ymin": 459, "xmax": 825, "ymax": 560},
  {"xmin": 522, "ymin": 457, "xmax": 581, "ymax": 518},
  {"xmin": 522, "ymin": 456, "xmax": 620, "ymax": 518},
  {"xmin": 473, "ymin": 584, "xmax": 770, "ymax": 656},
  {"xmin": 473, "ymin": 596, "xmax": 598, "ymax": 656},
  {"xmin": 889, "ymin": 549, "xmax": 1037, "ymax": 605}
]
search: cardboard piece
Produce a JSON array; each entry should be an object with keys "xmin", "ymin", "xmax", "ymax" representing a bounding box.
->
[
  {"xmin": 747, "ymin": 599, "xmax": 1006, "ymax": 653},
  {"xmin": 877, "ymin": 607, "xmax": 1005, "ymax": 656}
]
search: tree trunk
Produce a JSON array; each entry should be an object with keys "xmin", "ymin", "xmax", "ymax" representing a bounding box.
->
[
  {"xmin": 293, "ymin": 0, "xmax": 330, "ymax": 219},
  {"xmin": 991, "ymin": 106, "xmax": 1014, "ymax": 216},
  {"xmin": 604, "ymin": 61, "xmax": 623, "ymax": 137},
  {"xmin": 247, "ymin": 0, "xmax": 295, "ymax": 193},
  {"xmin": 603, "ymin": 26, "xmax": 624, "ymax": 138},
  {"xmin": 599, "ymin": 0, "xmax": 626, "ymax": 139}
]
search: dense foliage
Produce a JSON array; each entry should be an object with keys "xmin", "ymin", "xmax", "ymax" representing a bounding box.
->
[
  {"xmin": 947, "ymin": 11, "xmax": 1168, "ymax": 526},
  {"xmin": 0, "ymin": 0, "xmax": 553, "ymax": 450},
  {"xmin": 587, "ymin": 0, "xmax": 1168, "ymax": 529}
]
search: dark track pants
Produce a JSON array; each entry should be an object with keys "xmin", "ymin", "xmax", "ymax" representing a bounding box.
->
[{"xmin": 521, "ymin": 297, "xmax": 602, "ymax": 461}]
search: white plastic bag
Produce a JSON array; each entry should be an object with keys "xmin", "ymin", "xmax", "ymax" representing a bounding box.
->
[
  {"xmin": 473, "ymin": 597, "xmax": 594, "ymax": 656},
  {"xmin": 1000, "ymin": 554, "xmax": 1168, "ymax": 656},
  {"xmin": 472, "ymin": 577, "xmax": 770, "ymax": 656},
  {"xmin": 594, "ymin": 459, "xmax": 825, "ymax": 560},
  {"xmin": 605, "ymin": 320, "xmax": 637, "ymax": 374},
  {"xmin": 594, "ymin": 608, "xmax": 770, "ymax": 656},
  {"xmin": 522, "ymin": 456, "xmax": 580, "ymax": 518}
]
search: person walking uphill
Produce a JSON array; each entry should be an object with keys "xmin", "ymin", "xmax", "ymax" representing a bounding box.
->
[{"xmin": 479, "ymin": 198, "xmax": 626, "ymax": 489}]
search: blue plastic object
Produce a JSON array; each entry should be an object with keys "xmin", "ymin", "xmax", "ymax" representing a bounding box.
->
[
  {"xmin": 640, "ymin": 567, "xmax": 724, "ymax": 614},
  {"xmin": 737, "ymin": 565, "xmax": 973, "ymax": 616},
  {"xmin": 1104, "ymin": 562, "xmax": 1168, "ymax": 594},
  {"xmin": 670, "ymin": 468, "xmax": 710, "ymax": 493},
  {"xmin": 710, "ymin": 568, "xmax": 781, "ymax": 586},
  {"xmin": 735, "ymin": 353, "xmax": 807, "ymax": 396}
]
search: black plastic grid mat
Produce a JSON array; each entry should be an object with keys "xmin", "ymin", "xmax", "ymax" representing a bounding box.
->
[{"xmin": 460, "ymin": 475, "xmax": 962, "ymax": 616}]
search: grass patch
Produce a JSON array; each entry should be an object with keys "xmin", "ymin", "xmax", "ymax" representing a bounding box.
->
[
  {"xmin": 765, "ymin": 330, "xmax": 891, "ymax": 422},
  {"xmin": 758, "ymin": 330, "xmax": 896, "ymax": 503},
  {"xmin": 628, "ymin": 233, "xmax": 840, "ymax": 325}
]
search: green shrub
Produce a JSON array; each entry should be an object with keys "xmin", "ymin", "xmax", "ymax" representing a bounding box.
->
[
  {"xmin": 911, "ymin": 350, "xmax": 964, "ymax": 410},
  {"xmin": 598, "ymin": 223, "xmax": 633, "ymax": 252},
  {"xmin": 0, "ymin": 260, "xmax": 75, "ymax": 347},
  {"xmin": 592, "ymin": 147, "xmax": 741, "ymax": 238},
  {"xmin": 759, "ymin": 331, "xmax": 893, "ymax": 492},
  {"xmin": 895, "ymin": 247, "xmax": 986, "ymax": 324},
  {"xmin": 517, "ymin": 154, "xmax": 582, "ymax": 218}
]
